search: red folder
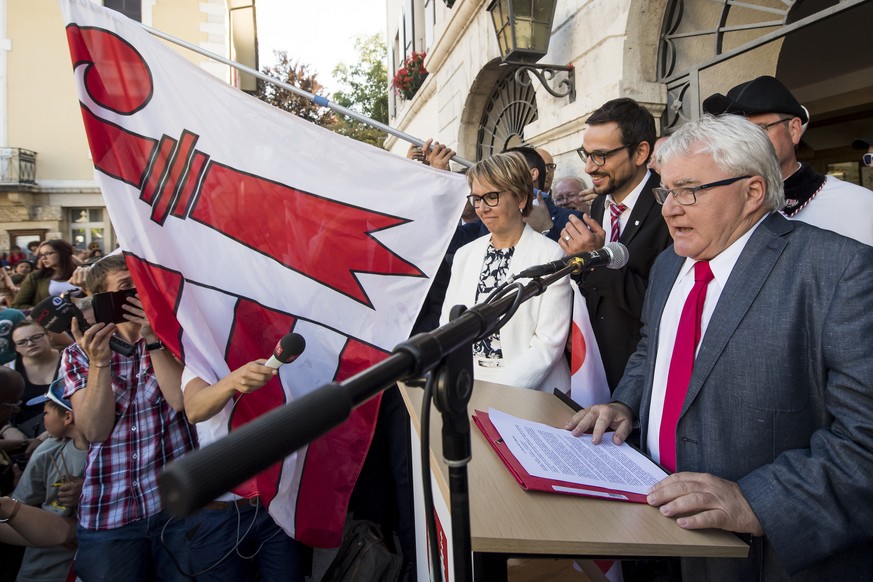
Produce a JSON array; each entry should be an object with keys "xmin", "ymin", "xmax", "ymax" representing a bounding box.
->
[{"xmin": 472, "ymin": 410, "xmax": 651, "ymax": 503}]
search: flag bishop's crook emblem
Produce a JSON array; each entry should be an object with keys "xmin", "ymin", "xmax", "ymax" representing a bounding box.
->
[{"xmin": 67, "ymin": 25, "xmax": 424, "ymax": 307}]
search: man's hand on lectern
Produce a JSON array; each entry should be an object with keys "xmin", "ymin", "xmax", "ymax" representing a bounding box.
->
[{"xmin": 564, "ymin": 402, "xmax": 634, "ymax": 445}]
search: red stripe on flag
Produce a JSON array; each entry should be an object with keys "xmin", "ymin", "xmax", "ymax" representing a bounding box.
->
[
  {"xmin": 123, "ymin": 255, "xmax": 184, "ymax": 358},
  {"xmin": 171, "ymin": 152, "xmax": 209, "ymax": 219},
  {"xmin": 149, "ymin": 130, "xmax": 199, "ymax": 225},
  {"xmin": 225, "ymin": 300, "xmax": 297, "ymax": 503},
  {"xmin": 140, "ymin": 135, "xmax": 177, "ymax": 205},
  {"xmin": 570, "ymin": 321, "xmax": 587, "ymax": 376},
  {"xmin": 294, "ymin": 338, "xmax": 388, "ymax": 547}
]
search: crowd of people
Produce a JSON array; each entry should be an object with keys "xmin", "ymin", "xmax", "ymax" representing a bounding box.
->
[{"xmin": 0, "ymin": 74, "xmax": 872, "ymax": 582}]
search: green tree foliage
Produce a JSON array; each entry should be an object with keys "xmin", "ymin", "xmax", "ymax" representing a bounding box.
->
[
  {"xmin": 256, "ymin": 51, "xmax": 334, "ymax": 127},
  {"xmin": 330, "ymin": 35, "xmax": 389, "ymax": 148}
]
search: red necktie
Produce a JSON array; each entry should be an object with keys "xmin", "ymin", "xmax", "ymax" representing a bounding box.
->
[
  {"xmin": 659, "ymin": 260, "xmax": 714, "ymax": 472},
  {"xmin": 610, "ymin": 203, "xmax": 627, "ymax": 242}
]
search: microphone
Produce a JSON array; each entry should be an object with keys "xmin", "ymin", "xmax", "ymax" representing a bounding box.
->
[
  {"xmin": 264, "ymin": 332, "xmax": 306, "ymax": 369},
  {"xmin": 515, "ymin": 242, "xmax": 629, "ymax": 279}
]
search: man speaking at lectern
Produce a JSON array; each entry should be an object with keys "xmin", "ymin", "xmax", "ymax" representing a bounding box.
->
[{"xmin": 566, "ymin": 115, "xmax": 873, "ymax": 581}]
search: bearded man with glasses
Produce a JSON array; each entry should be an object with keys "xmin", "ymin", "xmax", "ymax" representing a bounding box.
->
[
  {"xmin": 561, "ymin": 98, "xmax": 672, "ymax": 392},
  {"xmin": 703, "ymin": 75, "xmax": 873, "ymax": 246}
]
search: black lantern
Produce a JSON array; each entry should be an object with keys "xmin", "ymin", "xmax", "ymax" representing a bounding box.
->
[
  {"xmin": 486, "ymin": 0, "xmax": 575, "ymax": 101},
  {"xmin": 487, "ymin": 0, "xmax": 558, "ymax": 63}
]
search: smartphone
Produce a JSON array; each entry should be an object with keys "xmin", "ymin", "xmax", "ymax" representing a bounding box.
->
[{"xmin": 93, "ymin": 289, "xmax": 137, "ymax": 325}]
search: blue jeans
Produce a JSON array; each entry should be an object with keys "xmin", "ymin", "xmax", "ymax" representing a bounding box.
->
[
  {"xmin": 75, "ymin": 509, "xmax": 192, "ymax": 582},
  {"xmin": 184, "ymin": 500, "xmax": 303, "ymax": 581}
]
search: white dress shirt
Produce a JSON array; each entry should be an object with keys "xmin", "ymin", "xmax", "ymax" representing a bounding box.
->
[{"xmin": 599, "ymin": 170, "xmax": 651, "ymax": 240}]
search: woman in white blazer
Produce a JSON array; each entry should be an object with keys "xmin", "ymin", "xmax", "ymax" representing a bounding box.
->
[{"xmin": 440, "ymin": 153, "xmax": 571, "ymax": 392}]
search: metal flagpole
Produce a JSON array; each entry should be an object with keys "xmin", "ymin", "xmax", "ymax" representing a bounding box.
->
[{"xmin": 140, "ymin": 23, "xmax": 475, "ymax": 168}]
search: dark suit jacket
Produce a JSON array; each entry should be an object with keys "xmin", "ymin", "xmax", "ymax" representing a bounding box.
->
[
  {"xmin": 578, "ymin": 173, "xmax": 672, "ymax": 390},
  {"xmin": 540, "ymin": 192, "xmax": 582, "ymax": 242},
  {"xmin": 614, "ymin": 214, "xmax": 873, "ymax": 580}
]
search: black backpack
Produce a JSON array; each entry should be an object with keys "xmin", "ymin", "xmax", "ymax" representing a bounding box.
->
[{"xmin": 321, "ymin": 520, "xmax": 403, "ymax": 582}]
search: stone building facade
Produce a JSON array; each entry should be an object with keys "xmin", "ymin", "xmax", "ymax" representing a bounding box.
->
[{"xmin": 385, "ymin": 0, "xmax": 873, "ymax": 191}]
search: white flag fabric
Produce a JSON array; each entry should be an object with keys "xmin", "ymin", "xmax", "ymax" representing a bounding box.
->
[
  {"xmin": 59, "ymin": 0, "xmax": 467, "ymax": 547},
  {"xmin": 569, "ymin": 282, "xmax": 617, "ymax": 580},
  {"xmin": 569, "ymin": 281, "xmax": 610, "ymax": 408}
]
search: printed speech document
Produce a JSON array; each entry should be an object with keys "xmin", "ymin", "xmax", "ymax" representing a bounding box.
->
[{"xmin": 488, "ymin": 408, "xmax": 668, "ymax": 495}]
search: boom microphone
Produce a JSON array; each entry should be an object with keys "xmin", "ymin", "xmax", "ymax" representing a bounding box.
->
[
  {"xmin": 514, "ymin": 242, "xmax": 629, "ymax": 279},
  {"xmin": 265, "ymin": 332, "xmax": 306, "ymax": 369}
]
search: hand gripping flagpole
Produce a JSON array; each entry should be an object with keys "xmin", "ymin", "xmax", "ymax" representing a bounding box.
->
[{"xmin": 141, "ymin": 24, "xmax": 474, "ymax": 168}]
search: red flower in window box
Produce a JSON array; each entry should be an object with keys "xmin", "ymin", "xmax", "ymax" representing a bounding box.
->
[{"xmin": 392, "ymin": 52, "xmax": 428, "ymax": 100}]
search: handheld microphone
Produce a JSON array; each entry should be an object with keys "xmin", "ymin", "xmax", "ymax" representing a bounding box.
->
[
  {"xmin": 32, "ymin": 294, "xmax": 136, "ymax": 356},
  {"xmin": 514, "ymin": 242, "xmax": 629, "ymax": 279},
  {"xmin": 264, "ymin": 332, "xmax": 306, "ymax": 369}
]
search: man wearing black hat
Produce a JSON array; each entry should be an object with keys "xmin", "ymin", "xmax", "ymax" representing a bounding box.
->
[
  {"xmin": 703, "ymin": 75, "xmax": 873, "ymax": 246},
  {"xmin": 853, "ymin": 135, "xmax": 873, "ymax": 168}
]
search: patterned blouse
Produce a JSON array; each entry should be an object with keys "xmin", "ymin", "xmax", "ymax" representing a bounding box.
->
[{"xmin": 473, "ymin": 243, "xmax": 515, "ymax": 359}]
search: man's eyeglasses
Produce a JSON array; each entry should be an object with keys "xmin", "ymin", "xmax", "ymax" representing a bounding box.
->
[
  {"xmin": 576, "ymin": 144, "xmax": 634, "ymax": 167},
  {"xmin": 653, "ymin": 175, "xmax": 752, "ymax": 206},
  {"xmin": 467, "ymin": 191, "xmax": 501, "ymax": 208},
  {"xmin": 754, "ymin": 117, "xmax": 793, "ymax": 132},
  {"xmin": 0, "ymin": 400, "xmax": 22, "ymax": 409},
  {"xmin": 14, "ymin": 333, "xmax": 47, "ymax": 347},
  {"xmin": 863, "ymin": 153, "xmax": 873, "ymax": 167},
  {"xmin": 545, "ymin": 163, "xmax": 557, "ymax": 171}
]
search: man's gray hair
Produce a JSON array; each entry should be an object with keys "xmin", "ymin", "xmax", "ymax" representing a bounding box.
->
[
  {"xmin": 553, "ymin": 175, "xmax": 587, "ymax": 190},
  {"xmin": 655, "ymin": 115, "xmax": 785, "ymax": 212}
]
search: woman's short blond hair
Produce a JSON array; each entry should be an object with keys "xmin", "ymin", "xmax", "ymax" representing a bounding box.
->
[{"xmin": 466, "ymin": 152, "xmax": 534, "ymax": 217}]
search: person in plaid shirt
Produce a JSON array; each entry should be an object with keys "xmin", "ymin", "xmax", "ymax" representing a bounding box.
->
[{"xmin": 62, "ymin": 255, "xmax": 197, "ymax": 581}]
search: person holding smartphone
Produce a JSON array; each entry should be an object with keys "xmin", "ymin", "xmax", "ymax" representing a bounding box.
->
[{"xmin": 60, "ymin": 255, "xmax": 196, "ymax": 582}]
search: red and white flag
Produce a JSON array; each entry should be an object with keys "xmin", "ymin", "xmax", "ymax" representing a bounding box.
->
[
  {"xmin": 568, "ymin": 282, "xmax": 610, "ymax": 408},
  {"xmin": 60, "ymin": 0, "xmax": 467, "ymax": 547},
  {"xmin": 568, "ymin": 284, "xmax": 618, "ymax": 581}
]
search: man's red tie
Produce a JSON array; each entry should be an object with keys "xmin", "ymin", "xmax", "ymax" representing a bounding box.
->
[
  {"xmin": 659, "ymin": 260, "xmax": 714, "ymax": 472},
  {"xmin": 609, "ymin": 203, "xmax": 627, "ymax": 242}
]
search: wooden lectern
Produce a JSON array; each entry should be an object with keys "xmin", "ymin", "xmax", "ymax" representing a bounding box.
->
[{"xmin": 399, "ymin": 380, "xmax": 748, "ymax": 581}]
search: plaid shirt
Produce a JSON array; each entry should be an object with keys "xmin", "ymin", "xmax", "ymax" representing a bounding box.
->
[{"xmin": 62, "ymin": 339, "xmax": 197, "ymax": 531}]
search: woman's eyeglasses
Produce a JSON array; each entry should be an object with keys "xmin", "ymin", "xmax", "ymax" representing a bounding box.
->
[
  {"xmin": 467, "ymin": 191, "xmax": 501, "ymax": 208},
  {"xmin": 14, "ymin": 333, "xmax": 47, "ymax": 347}
]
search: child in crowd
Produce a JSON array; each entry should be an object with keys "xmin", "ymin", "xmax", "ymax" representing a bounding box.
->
[{"xmin": 11, "ymin": 379, "xmax": 86, "ymax": 582}]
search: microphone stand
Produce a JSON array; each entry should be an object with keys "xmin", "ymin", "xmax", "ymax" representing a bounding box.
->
[{"xmin": 158, "ymin": 264, "xmax": 576, "ymax": 582}]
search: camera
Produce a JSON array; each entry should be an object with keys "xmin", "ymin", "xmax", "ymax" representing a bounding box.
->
[{"xmin": 32, "ymin": 291, "xmax": 135, "ymax": 356}]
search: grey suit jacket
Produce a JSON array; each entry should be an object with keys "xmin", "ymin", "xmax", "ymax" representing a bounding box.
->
[{"xmin": 614, "ymin": 213, "xmax": 873, "ymax": 581}]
